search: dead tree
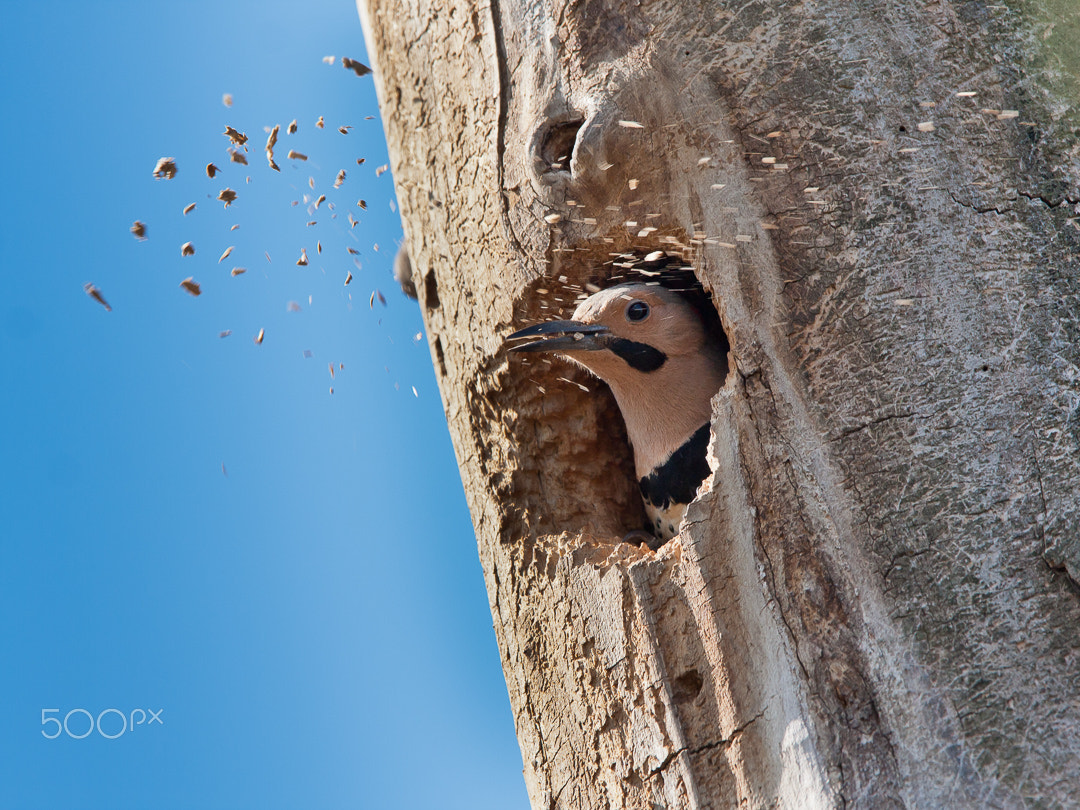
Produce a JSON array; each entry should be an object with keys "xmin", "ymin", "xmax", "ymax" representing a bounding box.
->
[{"xmin": 357, "ymin": 0, "xmax": 1080, "ymax": 805}]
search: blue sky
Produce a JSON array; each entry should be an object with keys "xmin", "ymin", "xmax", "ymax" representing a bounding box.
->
[{"xmin": 0, "ymin": 2, "xmax": 527, "ymax": 807}]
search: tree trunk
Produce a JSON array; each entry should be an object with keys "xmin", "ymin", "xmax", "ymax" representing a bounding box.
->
[{"xmin": 357, "ymin": 0, "xmax": 1080, "ymax": 806}]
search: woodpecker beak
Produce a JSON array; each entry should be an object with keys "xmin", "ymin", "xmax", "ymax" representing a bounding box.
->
[{"xmin": 506, "ymin": 320, "xmax": 611, "ymax": 353}]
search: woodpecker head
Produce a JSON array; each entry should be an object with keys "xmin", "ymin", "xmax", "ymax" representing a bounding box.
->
[
  {"xmin": 507, "ymin": 283, "xmax": 717, "ymax": 383},
  {"xmin": 508, "ymin": 281, "xmax": 729, "ymax": 544}
]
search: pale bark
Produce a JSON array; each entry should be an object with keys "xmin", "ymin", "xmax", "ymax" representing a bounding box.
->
[{"xmin": 358, "ymin": 0, "xmax": 1080, "ymax": 806}]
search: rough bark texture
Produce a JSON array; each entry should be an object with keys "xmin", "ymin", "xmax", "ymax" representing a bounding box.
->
[{"xmin": 358, "ymin": 0, "xmax": 1080, "ymax": 806}]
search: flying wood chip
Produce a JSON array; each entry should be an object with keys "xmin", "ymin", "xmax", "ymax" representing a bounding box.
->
[
  {"xmin": 287, "ymin": 150, "xmax": 307, "ymax": 161},
  {"xmin": 254, "ymin": 328, "xmax": 264, "ymax": 345},
  {"xmin": 347, "ymin": 247, "xmax": 360, "ymax": 255},
  {"xmin": 265, "ymin": 125, "xmax": 279, "ymax": 153},
  {"xmin": 181, "ymin": 242, "xmax": 195, "ymax": 256},
  {"xmin": 219, "ymin": 330, "xmax": 231, "ymax": 338},
  {"xmin": 180, "ymin": 277, "xmax": 201, "ymax": 296},
  {"xmin": 296, "ymin": 248, "xmax": 308, "ymax": 266},
  {"xmin": 152, "ymin": 157, "xmax": 177, "ymax": 179},
  {"xmin": 357, "ymin": 199, "xmax": 367, "ymax": 209},
  {"xmin": 375, "ymin": 164, "xmax": 388, "ymax": 177},
  {"xmin": 223, "ymin": 126, "xmax": 248, "ymax": 147},
  {"xmin": 342, "ymin": 57, "xmax": 371, "ymax": 77},
  {"xmin": 316, "ymin": 116, "xmax": 325, "ymax": 129},
  {"xmin": 83, "ymin": 282, "xmax": 111, "ymax": 311},
  {"xmin": 218, "ymin": 246, "xmax": 234, "ymax": 263},
  {"xmin": 218, "ymin": 188, "xmax": 237, "ymax": 207},
  {"xmin": 334, "ymin": 170, "xmax": 346, "ymax": 188},
  {"xmin": 229, "ymin": 148, "xmax": 248, "ymax": 165},
  {"xmin": 231, "ymin": 268, "xmax": 246, "ymax": 276},
  {"xmin": 183, "ymin": 203, "xmax": 196, "ymax": 215},
  {"xmin": 338, "ymin": 126, "xmax": 351, "ymax": 135},
  {"xmin": 322, "ymin": 55, "xmax": 335, "ymax": 65},
  {"xmin": 131, "ymin": 221, "xmax": 147, "ymax": 239},
  {"xmin": 287, "ymin": 119, "xmax": 297, "ymax": 134},
  {"xmin": 267, "ymin": 157, "xmax": 280, "ymax": 172},
  {"xmin": 345, "ymin": 271, "xmax": 353, "ymax": 286},
  {"xmin": 315, "ymin": 194, "xmax": 326, "ymax": 209},
  {"xmin": 222, "ymin": 93, "xmax": 233, "ymax": 107},
  {"xmin": 206, "ymin": 163, "xmax": 220, "ymax": 178},
  {"xmin": 317, "ymin": 241, "xmax": 322, "ymax": 254}
]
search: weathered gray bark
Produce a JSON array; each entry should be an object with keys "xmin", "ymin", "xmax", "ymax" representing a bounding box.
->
[{"xmin": 358, "ymin": 0, "xmax": 1080, "ymax": 806}]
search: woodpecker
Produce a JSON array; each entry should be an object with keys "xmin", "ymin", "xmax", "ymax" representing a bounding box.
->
[{"xmin": 508, "ymin": 282, "xmax": 728, "ymax": 544}]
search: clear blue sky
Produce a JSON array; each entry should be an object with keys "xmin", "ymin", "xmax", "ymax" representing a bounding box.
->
[{"xmin": 0, "ymin": 2, "xmax": 527, "ymax": 808}]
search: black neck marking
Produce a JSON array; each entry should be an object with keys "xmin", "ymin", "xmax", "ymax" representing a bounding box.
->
[
  {"xmin": 607, "ymin": 337, "xmax": 667, "ymax": 372},
  {"xmin": 638, "ymin": 423, "xmax": 711, "ymax": 511}
]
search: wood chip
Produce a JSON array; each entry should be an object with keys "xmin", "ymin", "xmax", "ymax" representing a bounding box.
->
[
  {"xmin": 617, "ymin": 120, "xmax": 644, "ymax": 128},
  {"xmin": 917, "ymin": 121, "xmax": 935, "ymax": 132},
  {"xmin": 183, "ymin": 203, "xmax": 196, "ymax": 216},
  {"xmin": 265, "ymin": 124, "xmax": 279, "ymax": 153},
  {"xmin": 254, "ymin": 328, "xmax": 264, "ymax": 345},
  {"xmin": 544, "ymin": 213, "xmax": 562, "ymax": 224},
  {"xmin": 315, "ymin": 194, "xmax": 326, "ymax": 209},
  {"xmin": 357, "ymin": 199, "xmax": 367, "ymax": 209},
  {"xmin": 223, "ymin": 126, "xmax": 248, "ymax": 147},
  {"xmin": 152, "ymin": 157, "xmax": 177, "ymax": 179},
  {"xmin": 375, "ymin": 164, "xmax": 388, "ymax": 177},
  {"xmin": 229, "ymin": 148, "xmax": 248, "ymax": 165},
  {"xmin": 316, "ymin": 116, "xmax": 325, "ymax": 129},
  {"xmin": 222, "ymin": 93, "xmax": 233, "ymax": 107},
  {"xmin": 322, "ymin": 55, "xmax": 335, "ymax": 65},
  {"xmin": 296, "ymin": 248, "xmax": 308, "ymax": 266},
  {"xmin": 342, "ymin": 57, "xmax": 372, "ymax": 76},
  {"xmin": 218, "ymin": 246, "xmax": 234, "ymax": 263},
  {"xmin": 219, "ymin": 330, "xmax": 231, "ymax": 338},
  {"xmin": 347, "ymin": 247, "xmax": 360, "ymax": 255},
  {"xmin": 345, "ymin": 271, "xmax": 353, "ymax": 286},
  {"xmin": 287, "ymin": 119, "xmax": 298, "ymax": 134},
  {"xmin": 334, "ymin": 169, "xmax": 346, "ymax": 188},
  {"xmin": 83, "ymin": 282, "xmax": 111, "ymax": 311},
  {"xmin": 181, "ymin": 242, "xmax": 195, "ymax": 256},
  {"xmin": 218, "ymin": 188, "xmax": 237, "ymax": 207},
  {"xmin": 317, "ymin": 241, "xmax": 322, "ymax": 254},
  {"xmin": 231, "ymin": 268, "xmax": 246, "ymax": 276},
  {"xmin": 287, "ymin": 150, "xmax": 307, "ymax": 161},
  {"xmin": 131, "ymin": 221, "xmax": 147, "ymax": 239},
  {"xmin": 206, "ymin": 163, "xmax": 220, "ymax": 178},
  {"xmin": 338, "ymin": 126, "xmax": 352, "ymax": 135},
  {"xmin": 180, "ymin": 277, "xmax": 201, "ymax": 296}
]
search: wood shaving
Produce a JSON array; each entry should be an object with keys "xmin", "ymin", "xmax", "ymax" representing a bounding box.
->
[
  {"xmin": 222, "ymin": 93, "xmax": 233, "ymax": 107},
  {"xmin": 131, "ymin": 221, "xmax": 147, "ymax": 239},
  {"xmin": 83, "ymin": 282, "xmax": 111, "ymax": 311},
  {"xmin": 180, "ymin": 277, "xmax": 201, "ymax": 296},
  {"xmin": 218, "ymin": 246, "xmax": 234, "ymax": 263},
  {"xmin": 287, "ymin": 150, "xmax": 307, "ymax": 161},
  {"xmin": 218, "ymin": 188, "xmax": 237, "ymax": 207},
  {"xmin": 223, "ymin": 126, "xmax": 248, "ymax": 147},
  {"xmin": 342, "ymin": 57, "xmax": 372, "ymax": 76},
  {"xmin": 230, "ymin": 268, "xmax": 246, "ymax": 276},
  {"xmin": 287, "ymin": 119, "xmax": 297, "ymax": 134},
  {"xmin": 254, "ymin": 328, "xmax": 264, "ymax": 345},
  {"xmin": 206, "ymin": 163, "xmax": 220, "ymax": 178},
  {"xmin": 183, "ymin": 203, "xmax": 196, "ymax": 216},
  {"xmin": 152, "ymin": 157, "xmax": 177, "ymax": 179},
  {"xmin": 296, "ymin": 248, "xmax": 308, "ymax": 266},
  {"xmin": 181, "ymin": 242, "xmax": 195, "ymax": 256}
]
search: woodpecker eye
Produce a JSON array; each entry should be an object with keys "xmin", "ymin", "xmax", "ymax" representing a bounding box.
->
[{"xmin": 626, "ymin": 301, "xmax": 650, "ymax": 322}]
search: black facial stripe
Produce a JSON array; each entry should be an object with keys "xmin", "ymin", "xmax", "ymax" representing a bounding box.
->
[
  {"xmin": 606, "ymin": 337, "xmax": 667, "ymax": 372},
  {"xmin": 638, "ymin": 423, "xmax": 711, "ymax": 511}
]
